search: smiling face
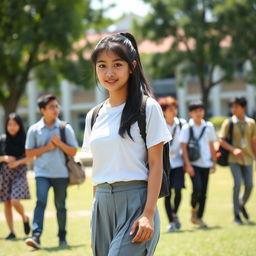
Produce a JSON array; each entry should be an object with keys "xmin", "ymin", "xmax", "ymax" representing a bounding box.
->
[
  {"xmin": 95, "ymin": 50, "xmax": 132, "ymax": 95},
  {"xmin": 40, "ymin": 100, "xmax": 60, "ymax": 120},
  {"xmin": 189, "ymin": 107, "xmax": 205, "ymax": 122},
  {"xmin": 7, "ymin": 119, "xmax": 20, "ymax": 136}
]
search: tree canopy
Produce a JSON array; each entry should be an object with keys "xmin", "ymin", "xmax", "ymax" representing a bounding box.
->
[
  {"xmin": 136, "ymin": 0, "xmax": 255, "ymax": 114},
  {"xmin": 0, "ymin": 0, "xmax": 111, "ymax": 118}
]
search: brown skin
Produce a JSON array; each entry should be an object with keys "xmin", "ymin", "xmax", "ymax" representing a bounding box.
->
[{"xmin": 182, "ymin": 108, "xmax": 216, "ymax": 177}]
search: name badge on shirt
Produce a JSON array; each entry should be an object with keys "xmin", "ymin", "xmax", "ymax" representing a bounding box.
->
[{"xmin": 241, "ymin": 138, "xmax": 247, "ymax": 148}]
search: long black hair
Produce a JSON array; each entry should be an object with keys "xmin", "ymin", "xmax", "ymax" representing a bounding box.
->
[
  {"xmin": 5, "ymin": 113, "xmax": 26, "ymax": 158},
  {"xmin": 91, "ymin": 32, "xmax": 154, "ymax": 139}
]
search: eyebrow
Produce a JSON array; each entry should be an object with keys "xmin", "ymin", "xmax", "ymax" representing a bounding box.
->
[{"xmin": 96, "ymin": 58, "xmax": 124, "ymax": 63}]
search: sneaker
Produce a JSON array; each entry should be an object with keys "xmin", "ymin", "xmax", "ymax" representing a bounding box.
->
[
  {"xmin": 166, "ymin": 222, "xmax": 176, "ymax": 232},
  {"xmin": 23, "ymin": 217, "xmax": 30, "ymax": 235},
  {"xmin": 194, "ymin": 218, "xmax": 208, "ymax": 228},
  {"xmin": 59, "ymin": 239, "xmax": 68, "ymax": 246},
  {"xmin": 173, "ymin": 215, "xmax": 181, "ymax": 229},
  {"xmin": 25, "ymin": 236, "xmax": 41, "ymax": 249},
  {"xmin": 234, "ymin": 214, "xmax": 243, "ymax": 225},
  {"xmin": 5, "ymin": 233, "xmax": 16, "ymax": 240},
  {"xmin": 240, "ymin": 205, "xmax": 249, "ymax": 220},
  {"xmin": 190, "ymin": 208, "xmax": 198, "ymax": 224}
]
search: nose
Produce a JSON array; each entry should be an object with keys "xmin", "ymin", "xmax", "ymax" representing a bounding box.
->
[{"xmin": 105, "ymin": 67, "xmax": 114, "ymax": 76}]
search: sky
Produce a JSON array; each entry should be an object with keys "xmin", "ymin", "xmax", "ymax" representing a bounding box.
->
[{"xmin": 91, "ymin": 0, "xmax": 151, "ymax": 18}]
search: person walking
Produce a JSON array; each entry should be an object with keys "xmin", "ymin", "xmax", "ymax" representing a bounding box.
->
[
  {"xmin": 219, "ymin": 96, "xmax": 256, "ymax": 224},
  {"xmin": 82, "ymin": 33, "xmax": 171, "ymax": 256},
  {"xmin": 158, "ymin": 96, "xmax": 186, "ymax": 232},
  {"xmin": 25, "ymin": 94, "xmax": 78, "ymax": 249},
  {"xmin": 180, "ymin": 100, "xmax": 217, "ymax": 228},
  {"xmin": 0, "ymin": 113, "xmax": 31, "ymax": 240}
]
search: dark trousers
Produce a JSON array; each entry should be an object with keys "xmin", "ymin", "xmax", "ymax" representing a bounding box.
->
[
  {"xmin": 164, "ymin": 189, "xmax": 182, "ymax": 222},
  {"xmin": 190, "ymin": 166, "xmax": 210, "ymax": 218},
  {"xmin": 32, "ymin": 177, "xmax": 68, "ymax": 239}
]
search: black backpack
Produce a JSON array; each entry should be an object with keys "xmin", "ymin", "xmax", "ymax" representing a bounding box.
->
[
  {"xmin": 216, "ymin": 119, "xmax": 233, "ymax": 166},
  {"xmin": 187, "ymin": 125, "xmax": 206, "ymax": 162},
  {"xmin": 91, "ymin": 96, "xmax": 171, "ymax": 198}
]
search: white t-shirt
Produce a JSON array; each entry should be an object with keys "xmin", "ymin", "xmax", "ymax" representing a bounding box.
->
[
  {"xmin": 168, "ymin": 117, "xmax": 187, "ymax": 169},
  {"xmin": 82, "ymin": 97, "xmax": 172, "ymax": 185},
  {"xmin": 179, "ymin": 119, "xmax": 217, "ymax": 168}
]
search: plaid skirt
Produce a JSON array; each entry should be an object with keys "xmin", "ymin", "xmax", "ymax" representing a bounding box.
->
[{"xmin": 0, "ymin": 163, "xmax": 30, "ymax": 201}]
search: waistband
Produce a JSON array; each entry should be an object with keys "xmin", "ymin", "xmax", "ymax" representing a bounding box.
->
[{"xmin": 96, "ymin": 180, "xmax": 147, "ymax": 193}]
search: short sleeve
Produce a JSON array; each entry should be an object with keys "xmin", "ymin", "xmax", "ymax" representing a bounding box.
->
[
  {"xmin": 25, "ymin": 126, "xmax": 36, "ymax": 149},
  {"xmin": 219, "ymin": 119, "xmax": 229, "ymax": 139},
  {"xmin": 64, "ymin": 124, "xmax": 79, "ymax": 148},
  {"xmin": 145, "ymin": 98, "xmax": 172, "ymax": 149},
  {"xmin": 206, "ymin": 122, "xmax": 217, "ymax": 142},
  {"xmin": 179, "ymin": 124, "xmax": 190, "ymax": 143},
  {"xmin": 82, "ymin": 109, "xmax": 93, "ymax": 152}
]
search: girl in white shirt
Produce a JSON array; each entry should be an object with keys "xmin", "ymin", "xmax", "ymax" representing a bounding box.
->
[
  {"xmin": 82, "ymin": 33, "xmax": 171, "ymax": 256},
  {"xmin": 158, "ymin": 96, "xmax": 186, "ymax": 232}
]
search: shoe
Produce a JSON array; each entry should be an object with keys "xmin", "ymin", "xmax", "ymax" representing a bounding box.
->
[
  {"xmin": 25, "ymin": 236, "xmax": 41, "ymax": 249},
  {"xmin": 194, "ymin": 218, "xmax": 208, "ymax": 228},
  {"xmin": 240, "ymin": 205, "xmax": 249, "ymax": 220},
  {"xmin": 190, "ymin": 208, "xmax": 198, "ymax": 224},
  {"xmin": 234, "ymin": 214, "xmax": 243, "ymax": 225},
  {"xmin": 59, "ymin": 239, "xmax": 68, "ymax": 246},
  {"xmin": 5, "ymin": 233, "xmax": 16, "ymax": 240},
  {"xmin": 166, "ymin": 222, "xmax": 176, "ymax": 232},
  {"xmin": 173, "ymin": 215, "xmax": 181, "ymax": 229},
  {"xmin": 23, "ymin": 216, "xmax": 31, "ymax": 235}
]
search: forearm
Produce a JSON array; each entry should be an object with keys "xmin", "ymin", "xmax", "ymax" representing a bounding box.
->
[
  {"xmin": 144, "ymin": 162, "xmax": 162, "ymax": 217},
  {"xmin": 219, "ymin": 138, "xmax": 235, "ymax": 152},
  {"xmin": 181, "ymin": 143, "xmax": 191, "ymax": 166},
  {"xmin": 15, "ymin": 156, "xmax": 34, "ymax": 166},
  {"xmin": 58, "ymin": 141, "xmax": 77, "ymax": 157},
  {"xmin": 26, "ymin": 146, "xmax": 49, "ymax": 158}
]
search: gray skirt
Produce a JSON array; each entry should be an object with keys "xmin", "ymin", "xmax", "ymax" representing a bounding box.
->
[{"xmin": 91, "ymin": 181, "xmax": 160, "ymax": 256}]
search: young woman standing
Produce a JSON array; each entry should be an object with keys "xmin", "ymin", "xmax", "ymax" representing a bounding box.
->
[
  {"xmin": 0, "ymin": 113, "xmax": 31, "ymax": 239},
  {"xmin": 82, "ymin": 33, "xmax": 171, "ymax": 256}
]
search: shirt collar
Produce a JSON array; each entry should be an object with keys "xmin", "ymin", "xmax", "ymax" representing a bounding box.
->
[
  {"xmin": 232, "ymin": 115, "xmax": 249, "ymax": 123},
  {"xmin": 38, "ymin": 117, "xmax": 60, "ymax": 129},
  {"xmin": 189, "ymin": 118, "xmax": 206, "ymax": 127}
]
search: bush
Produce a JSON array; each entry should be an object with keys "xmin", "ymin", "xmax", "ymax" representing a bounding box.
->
[{"xmin": 208, "ymin": 116, "xmax": 227, "ymax": 130}]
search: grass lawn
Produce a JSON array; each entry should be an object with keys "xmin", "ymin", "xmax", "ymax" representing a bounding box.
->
[{"xmin": 0, "ymin": 165, "xmax": 255, "ymax": 256}]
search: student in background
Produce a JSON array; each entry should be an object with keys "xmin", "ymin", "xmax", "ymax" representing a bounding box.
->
[
  {"xmin": 0, "ymin": 113, "xmax": 31, "ymax": 240},
  {"xmin": 219, "ymin": 97, "xmax": 256, "ymax": 224},
  {"xmin": 158, "ymin": 96, "xmax": 186, "ymax": 232},
  {"xmin": 25, "ymin": 94, "xmax": 78, "ymax": 249},
  {"xmin": 180, "ymin": 100, "xmax": 217, "ymax": 228}
]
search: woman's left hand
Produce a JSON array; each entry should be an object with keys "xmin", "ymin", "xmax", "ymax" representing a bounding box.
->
[{"xmin": 130, "ymin": 214, "xmax": 154, "ymax": 243}]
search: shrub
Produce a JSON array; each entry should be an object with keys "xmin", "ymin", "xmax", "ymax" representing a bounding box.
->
[{"xmin": 208, "ymin": 116, "xmax": 227, "ymax": 130}]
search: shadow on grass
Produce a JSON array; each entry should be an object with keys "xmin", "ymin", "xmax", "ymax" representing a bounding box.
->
[
  {"xmin": 0, "ymin": 237, "xmax": 27, "ymax": 241},
  {"xmin": 39, "ymin": 244, "xmax": 85, "ymax": 252},
  {"xmin": 243, "ymin": 221, "xmax": 256, "ymax": 226}
]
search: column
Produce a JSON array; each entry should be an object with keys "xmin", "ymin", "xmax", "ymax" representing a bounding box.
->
[
  {"xmin": 95, "ymin": 84, "xmax": 106, "ymax": 104},
  {"xmin": 210, "ymin": 85, "xmax": 221, "ymax": 116},
  {"xmin": 27, "ymin": 79, "xmax": 38, "ymax": 126},
  {"xmin": 61, "ymin": 80, "xmax": 71, "ymax": 123},
  {"xmin": 246, "ymin": 84, "xmax": 255, "ymax": 117},
  {"xmin": 177, "ymin": 86, "xmax": 187, "ymax": 119}
]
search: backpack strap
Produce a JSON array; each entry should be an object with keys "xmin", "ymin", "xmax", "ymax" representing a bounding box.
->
[
  {"xmin": 59, "ymin": 121, "xmax": 68, "ymax": 162},
  {"xmin": 91, "ymin": 102, "xmax": 105, "ymax": 129},
  {"xmin": 137, "ymin": 95, "xmax": 148, "ymax": 145},
  {"xmin": 189, "ymin": 125, "xmax": 195, "ymax": 140},
  {"xmin": 198, "ymin": 126, "xmax": 207, "ymax": 140},
  {"xmin": 227, "ymin": 118, "xmax": 234, "ymax": 144}
]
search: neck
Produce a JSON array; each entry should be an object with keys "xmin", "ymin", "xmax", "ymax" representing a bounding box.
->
[
  {"xmin": 194, "ymin": 119, "xmax": 202, "ymax": 126},
  {"xmin": 166, "ymin": 117, "xmax": 175, "ymax": 125},
  {"xmin": 236, "ymin": 114, "xmax": 245, "ymax": 121},
  {"xmin": 108, "ymin": 90, "xmax": 127, "ymax": 107},
  {"xmin": 43, "ymin": 117, "xmax": 56, "ymax": 127}
]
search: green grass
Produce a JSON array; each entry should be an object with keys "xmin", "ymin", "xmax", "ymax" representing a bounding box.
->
[{"xmin": 0, "ymin": 166, "xmax": 255, "ymax": 256}]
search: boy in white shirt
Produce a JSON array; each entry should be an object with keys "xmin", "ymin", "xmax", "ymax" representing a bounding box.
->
[{"xmin": 180, "ymin": 100, "xmax": 217, "ymax": 228}]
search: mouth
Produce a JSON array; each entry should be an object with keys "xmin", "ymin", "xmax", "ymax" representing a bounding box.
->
[{"xmin": 105, "ymin": 79, "xmax": 118, "ymax": 85}]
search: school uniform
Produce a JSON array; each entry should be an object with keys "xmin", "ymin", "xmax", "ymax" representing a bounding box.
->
[
  {"xmin": 219, "ymin": 115, "xmax": 256, "ymax": 218},
  {"xmin": 180, "ymin": 119, "xmax": 217, "ymax": 218},
  {"xmin": 82, "ymin": 98, "xmax": 171, "ymax": 256}
]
